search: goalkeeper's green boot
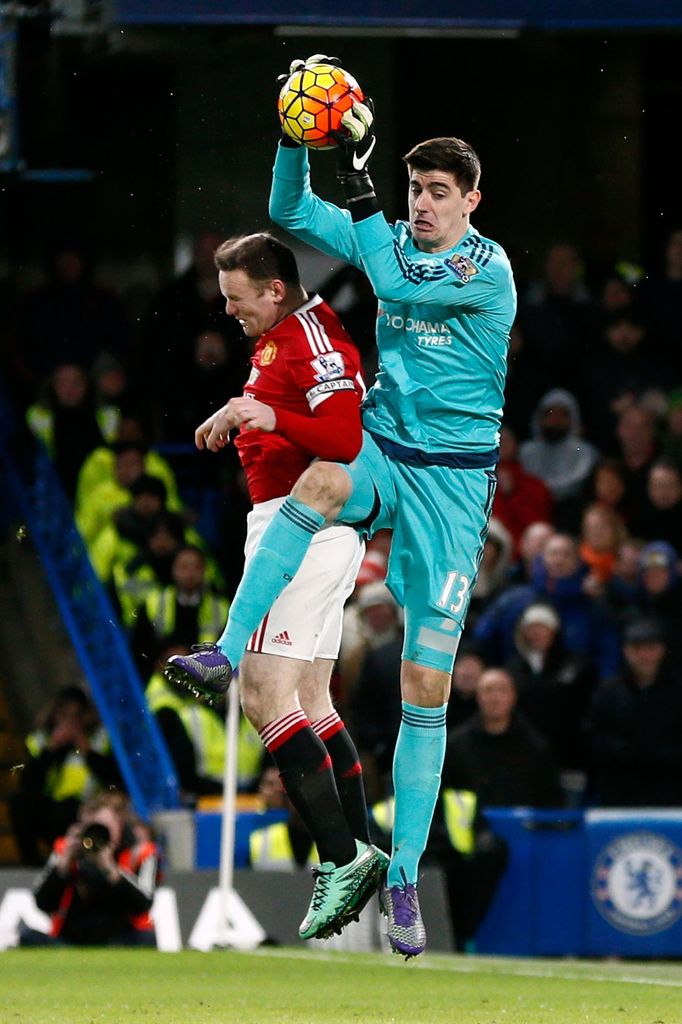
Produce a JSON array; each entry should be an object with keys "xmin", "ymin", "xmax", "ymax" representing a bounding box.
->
[{"xmin": 299, "ymin": 841, "xmax": 387, "ymax": 941}]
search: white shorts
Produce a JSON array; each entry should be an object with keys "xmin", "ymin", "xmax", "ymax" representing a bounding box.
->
[{"xmin": 243, "ymin": 497, "xmax": 365, "ymax": 662}]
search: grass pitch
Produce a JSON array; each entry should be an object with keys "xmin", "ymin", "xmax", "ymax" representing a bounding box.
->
[{"xmin": 2, "ymin": 946, "xmax": 682, "ymax": 1024}]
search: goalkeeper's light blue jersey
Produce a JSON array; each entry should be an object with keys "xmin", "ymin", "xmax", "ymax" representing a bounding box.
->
[{"xmin": 270, "ymin": 145, "xmax": 517, "ymax": 454}]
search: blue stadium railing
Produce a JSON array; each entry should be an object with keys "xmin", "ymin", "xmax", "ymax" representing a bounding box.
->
[{"xmin": 0, "ymin": 390, "xmax": 180, "ymax": 818}]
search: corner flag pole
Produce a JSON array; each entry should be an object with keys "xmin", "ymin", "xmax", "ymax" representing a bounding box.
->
[{"xmin": 217, "ymin": 676, "xmax": 240, "ymax": 941}]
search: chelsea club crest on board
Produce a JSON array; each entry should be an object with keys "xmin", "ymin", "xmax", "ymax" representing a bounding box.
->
[{"xmin": 591, "ymin": 831, "xmax": 682, "ymax": 935}]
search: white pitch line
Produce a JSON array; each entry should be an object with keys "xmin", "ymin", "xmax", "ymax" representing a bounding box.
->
[{"xmin": 245, "ymin": 946, "xmax": 682, "ymax": 989}]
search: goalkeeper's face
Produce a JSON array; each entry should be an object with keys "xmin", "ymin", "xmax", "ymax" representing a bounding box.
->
[
  {"xmin": 219, "ymin": 268, "xmax": 284, "ymax": 338},
  {"xmin": 408, "ymin": 168, "xmax": 481, "ymax": 253}
]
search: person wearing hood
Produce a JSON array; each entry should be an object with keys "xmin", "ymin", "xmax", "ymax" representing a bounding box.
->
[
  {"xmin": 519, "ymin": 389, "xmax": 599, "ymax": 521},
  {"xmin": 505, "ymin": 602, "xmax": 596, "ymax": 773}
]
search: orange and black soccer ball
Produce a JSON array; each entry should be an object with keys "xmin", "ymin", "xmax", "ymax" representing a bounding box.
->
[{"xmin": 278, "ymin": 62, "xmax": 365, "ymax": 150}]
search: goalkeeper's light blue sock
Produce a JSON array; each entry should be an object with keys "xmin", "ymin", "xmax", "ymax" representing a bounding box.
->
[
  {"xmin": 388, "ymin": 701, "xmax": 448, "ymax": 887},
  {"xmin": 216, "ymin": 496, "xmax": 325, "ymax": 668}
]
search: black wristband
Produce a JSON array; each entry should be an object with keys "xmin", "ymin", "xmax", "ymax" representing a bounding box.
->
[{"xmin": 338, "ymin": 171, "xmax": 379, "ymax": 221}]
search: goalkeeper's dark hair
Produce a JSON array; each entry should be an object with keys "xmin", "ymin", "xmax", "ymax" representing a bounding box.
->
[
  {"xmin": 214, "ymin": 232, "xmax": 300, "ymax": 287},
  {"xmin": 403, "ymin": 137, "xmax": 481, "ymax": 195}
]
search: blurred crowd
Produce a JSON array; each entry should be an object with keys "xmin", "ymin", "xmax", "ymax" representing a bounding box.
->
[{"xmin": 4, "ymin": 226, "xmax": 682, "ymax": 887}]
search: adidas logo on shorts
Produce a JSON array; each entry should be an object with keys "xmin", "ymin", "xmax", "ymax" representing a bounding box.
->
[{"xmin": 272, "ymin": 630, "xmax": 293, "ymax": 646}]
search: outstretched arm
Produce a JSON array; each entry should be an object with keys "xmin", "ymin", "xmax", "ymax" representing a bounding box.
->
[
  {"xmin": 269, "ymin": 145, "xmax": 362, "ymax": 266},
  {"xmin": 269, "ymin": 55, "xmax": 368, "ymax": 266}
]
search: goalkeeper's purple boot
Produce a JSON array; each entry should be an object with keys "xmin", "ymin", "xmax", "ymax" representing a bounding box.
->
[
  {"xmin": 380, "ymin": 868, "xmax": 427, "ymax": 959},
  {"xmin": 164, "ymin": 643, "xmax": 232, "ymax": 704}
]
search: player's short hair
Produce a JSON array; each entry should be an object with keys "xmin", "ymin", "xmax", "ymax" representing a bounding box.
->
[
  {"xmin": 214, "ymin": 232, "xmax": 300, "ymax": 287},
  {"xmin": 403, "ymin": 137, "xmax": 481, "ymax": 195}
]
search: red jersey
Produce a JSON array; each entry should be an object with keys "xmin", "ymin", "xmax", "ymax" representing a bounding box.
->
[{"xmin": 235, "ymin": 294, "xmax": 365, "ymax": 504}]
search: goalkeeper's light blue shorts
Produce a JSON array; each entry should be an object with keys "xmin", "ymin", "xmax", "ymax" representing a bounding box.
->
[{"xmin": 338, "ymin": 429, "xmax": 497, "ymax": 673}]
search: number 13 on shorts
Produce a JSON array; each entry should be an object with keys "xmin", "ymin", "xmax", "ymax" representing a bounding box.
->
[{"xmin": 437, "ymin": 570, "xmax": 470, "ymax": 614}]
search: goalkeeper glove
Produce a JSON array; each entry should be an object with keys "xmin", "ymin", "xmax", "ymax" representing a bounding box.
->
[
  {"xmin": 276, "ymin": 54, "xmax": 343, "ymax": 147},
  {"xmin": 276, "ymin": 53, "xmax": 342, "ymax": 87},
  {"xmin": 331, "ymin": 98, "xmax": 378, "ymax": 214}
]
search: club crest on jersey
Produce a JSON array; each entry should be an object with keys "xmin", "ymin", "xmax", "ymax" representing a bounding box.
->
[
  {"xmin": 260, "ymin": 341, "xmax": 277, "ymax": 366},
  {"xmin": 445, "ymin": 254, "xmax": 479, "ymax": 284},
  {"xmin": 311, "ymin": 351, "xmax": 345, "ymax": 382}
]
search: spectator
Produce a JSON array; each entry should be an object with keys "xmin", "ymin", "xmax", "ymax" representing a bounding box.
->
[
  {"xmin": 352, "ymin": 636, "xmax": 486, "ymax": 794},
  {"xmin": 583, "ymin": 457, "xmax": 629, "ymax": 526},
  {"xmin": 583, "ymin": 618, "xmax": 682, "ymax": 807},
  {"xmin": 579, "ymin": 503, "xmax": 627, "ymax": 590},
  {"xmin": 449, "ymin": 641, "xmax": 486, "ymax": 729},
  {"xmin": 629, "ymin": 458, "xmax": 682, "ymax": 554},
  {"xmin": 502, "ymin": 321, "xmax": 554, "ymax": 442},
  {"xmin": 133, "ymin": 546, "xmax": 230, "ymax": 668},
  {"xmin": 600, "ymin": 538, "xmax": 645, "ymax": 624},
  {"xmin": 507, "ymin": 520, "xmax": 555, "ymax": 585},
  {"xmin": 614, "ymin": 404, "xmax": 660, "ymax": 522},
  {"xmin": 90, "ymin": 351, "xmax": 139, "ymax": 437},
  {"xmin": 633, "ymin": 541, "xmax": 682, "ymax": 660},
  {"xmin": 519, "ymin": 388, "xmax": 599, "ymax": 527},
  {"xmin": 468, "ymin": 517, "xmax": 514, "ymax": 626},
  {"xmin": 26, "ymin": 363, "xmax": 105, "ymax": 500},
  {"xmin": 9, "ymin": 687, "xmax": 122, "ymax": 866},
  {"xmin": 505, "ymin": 602, "xmax": 596, "ymax": 772},
  {"xmin": 597, "ymin": 263, "xmax": 642, "ymax": 319},
  {"xmin": 319, "ymin": 263, "xmax": 379, "ymax": 386},
  {"xmin": 474, "ymin": 533, "xmax": 621, "ymax": 679},
  {"xmin": 75, "ymin": 414, "xmax": 182, "ymax": 517},
  {"xmin": 580, "ymin": 307, "xmax": 667, "ymax": 452},
  {"xmin": 20, "ymin": 791, "xmax": 158, "ymax": 947},
  {"xmin": 112, "ymin": 511, "xmax": 187, "ymax": 628},
  {"xmin": 338, "ymin": 580, "xmax": 401, "ymax": 700},
  {"xmin": 369, "ymin": 785, "xmax": 508, "ymax": 953},
  {"xmin": 442, "ymin": 668, "xmax": 563, "ymax": 809},
  {"xmin": 492, "ymin": 425, "xmax": 553, "ymax": 558},
  {"xmin": 350, "ymin": 629, "xmax": 402, "ymax": 798},
  {"xmin": 14, "ymin": 240, "xmax": 131, "ymax": 392},
  {"xmin": 90, "ymin": 474, "xmax": 169, "ymax": 583},
  {"xmin": 519, "ymin": 242, "xmax": 598, "ymax": 395},
  {"xmin": 161, "ymin": 328, "xmax": 249, "ymax": 443},
  {"xmin": 145, "ymin": 230, "xmax": 248, "ymax": 422},
  {"xmin": 147, "ymin": 643, "xmax": 261, "ymax": 800},
  {"xmin": 76, "ymin": 442, "xmax": 148, "ymax": 547}
]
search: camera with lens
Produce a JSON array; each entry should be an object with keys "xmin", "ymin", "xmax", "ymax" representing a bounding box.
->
[{"xmin": 79, "ymin": 822, "xmax": 111, "ymax": 857}]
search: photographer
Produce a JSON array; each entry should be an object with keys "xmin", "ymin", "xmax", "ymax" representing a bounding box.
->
[
  {"xmin": 20, "ymin": 791, "xmax": 159, "ymax": 947},
  {"xmin": 9, "ymin": 685, "xmax": 123, "ymax": 866}
]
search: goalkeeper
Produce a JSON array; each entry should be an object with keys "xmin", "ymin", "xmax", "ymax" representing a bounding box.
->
[{"xmin": 173, "ymin": 55, "xmax": 516, "ymax": 958}]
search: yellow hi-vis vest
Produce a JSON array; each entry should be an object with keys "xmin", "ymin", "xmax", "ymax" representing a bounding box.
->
[
  {"xmin": 144, "ymin": 587, "xmax": 230, "ymax": 644},
  {"xmin": 146, "ymin": 674, "xmax": 262, "ymax": 789},
  {"xmin": 146, "ymin": 675, "xmax": 225, "ymax": 783},
  {"xmin": 249, "ymin": 822, "xmax": 318, "ymax": 871},
  {"xmin": 371, "ymin": 789, "xmax": 477, "ymax": 856},
  {"xmin": 26, "ymin": 403, "xmax": 119, "ymax": 454},
  {"xmin": 25, "ymin": 726, "xmax": 111, "ymax": 802}
]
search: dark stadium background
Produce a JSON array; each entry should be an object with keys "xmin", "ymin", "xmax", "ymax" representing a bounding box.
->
[{"xmin": 3, "ymin": 13, "xmax": 682, "ymax": 286}]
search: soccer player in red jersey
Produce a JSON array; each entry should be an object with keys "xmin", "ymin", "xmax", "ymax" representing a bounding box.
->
[{"xmin": 166, "ymin": 232, "xmax": 387, "ymax": 938}]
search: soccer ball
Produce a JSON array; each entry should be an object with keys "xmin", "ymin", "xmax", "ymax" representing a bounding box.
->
[{"xmin": 278, "ymin": 62, "xmax": 365, "ymax": 150}]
